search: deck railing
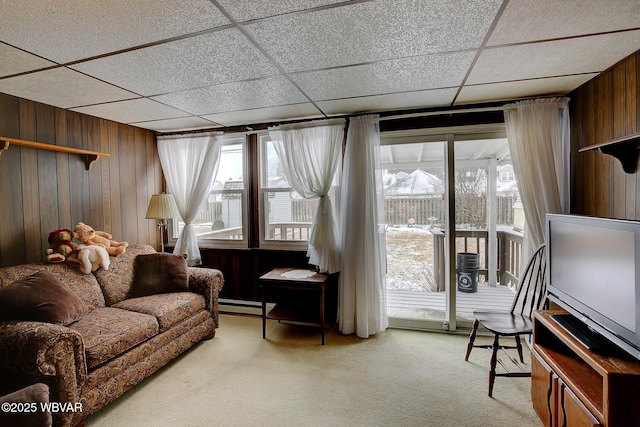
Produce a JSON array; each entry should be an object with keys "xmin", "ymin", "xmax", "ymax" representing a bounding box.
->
[
  {"xmin": 432, "ymin": 228, "xmax": 523, "ymax": 291},
  {"xmin": 197, "ymin": 220, "xmax": 523, "ymax": 294}
]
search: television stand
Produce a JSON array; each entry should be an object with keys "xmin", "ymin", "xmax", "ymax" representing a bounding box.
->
[{"xmin": 532, "ymin": 310, "xmax": 640, "ymax": 427}]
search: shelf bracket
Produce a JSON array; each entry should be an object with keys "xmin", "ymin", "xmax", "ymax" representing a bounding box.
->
[
  {"xmin": 579, "ymin": 133, "xmax": 640, "ymax": 174},
  {"xmin": 0, "ymin": 136, "xmax": 109, "ymax": 171}
]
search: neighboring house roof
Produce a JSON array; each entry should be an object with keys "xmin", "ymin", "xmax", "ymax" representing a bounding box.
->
[
  {"xmin": 385, "ymin": 169, "xmax": 443, "ymax": 196},
  {"xmin": 221, "ymin": 180, "xmax": 243, "ymax": 199},
  {"xmin": 497, "ymin": 180, "xmax": 519, "ymax": 195}
]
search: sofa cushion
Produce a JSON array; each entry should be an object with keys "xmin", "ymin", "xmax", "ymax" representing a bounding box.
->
[
  {"xmin": 0, "ymin": 271, "xmax": 88, "ymax": 325},
  {"xmin": 93, "ymin": 244, "xmax": 156, "ymax": 306},
  {"xmin": 0, "ymin": 263, "xmax": 105, "ymax": 310},
  {"xmin": 129, "ymin": 253, "xmax": 188, "ymax": 298},
  {"xmin": 112, "ymin": 292, "xmax": 206, "ymax": 333},
  {"xmin": 67, "ymin": 307, "xmax": 158, "ymax": 369}
]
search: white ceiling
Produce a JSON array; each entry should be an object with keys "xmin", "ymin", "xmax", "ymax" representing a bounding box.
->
[{"xmin": 1, "ymin": 0, "xmax": 639, "ymax": 133}]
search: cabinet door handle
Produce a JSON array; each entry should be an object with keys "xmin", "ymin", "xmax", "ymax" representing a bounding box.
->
[
  {"xmin": 546, "ymin": 370, "xmax": 553, "ymax": 427},
  {"xmin": 559, "ymin": 383, "xmax": 567, "ymax": 427}
]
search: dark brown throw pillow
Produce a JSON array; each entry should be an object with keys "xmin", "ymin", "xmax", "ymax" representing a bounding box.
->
[
  {"xmin": 129, "ymin": 253, "xmax": 189, "ymax": 298},
  {"xmin": 0, "ymin": 383, "xmax": 52, "ymax": 427},
  {"xmin": 0, "ymin": 271, "xmax": 88, "ymax": 325}
]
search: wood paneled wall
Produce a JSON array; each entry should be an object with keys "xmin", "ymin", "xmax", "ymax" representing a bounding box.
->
[
  {"xmin": 570, "ymin": 49, "xmax": 640, "ymax": 218},
  {"xmin": 0, "ymin": 93, "xmax": 162, "ymax": 267}
]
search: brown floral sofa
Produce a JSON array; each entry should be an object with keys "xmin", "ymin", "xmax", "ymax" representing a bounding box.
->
[{"xmin": 0, "ymin": 244, "xmax": 223, "ymax": 427}]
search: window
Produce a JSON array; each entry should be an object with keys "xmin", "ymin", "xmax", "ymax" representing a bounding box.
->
[
  {"xmin": 258, "ymin": 133, "xmax": 339, "ymax": 249},
  {"xmin": 170, "ymin": 134, "xmax": 247, "ymax": 248},
  {"xmin": 500, "ymin": 171, "xmax": 514, "ymax": 181}
]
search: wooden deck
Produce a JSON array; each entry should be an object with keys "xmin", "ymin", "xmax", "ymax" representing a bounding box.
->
[{"xmin": 386, "ymin": 282, "xmax": 515, "ymax": 323}]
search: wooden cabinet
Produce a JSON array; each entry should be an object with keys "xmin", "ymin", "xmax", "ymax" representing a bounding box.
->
[{"xmin": 532, "ymin": 310, "xmax": 640, "ymax": 427}]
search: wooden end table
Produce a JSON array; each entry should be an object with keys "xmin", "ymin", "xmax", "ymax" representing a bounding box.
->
[{"xmin": 260, "ymin": 268, "xmax": 332, "ymax": 345}]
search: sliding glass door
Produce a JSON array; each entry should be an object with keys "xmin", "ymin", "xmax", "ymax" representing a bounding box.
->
[{"xmin": 381, "ymin": 127, "xmax": 522, "ymax": 331}]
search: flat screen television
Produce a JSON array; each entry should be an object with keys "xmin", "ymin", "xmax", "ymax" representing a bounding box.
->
[{"xmin": 546, "ymin": 213, "xmax": 640, "ymax": 360}]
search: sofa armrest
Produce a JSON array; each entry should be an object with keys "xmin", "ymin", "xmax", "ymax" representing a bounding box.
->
[
  {"xmin": 187, "ymin": 267, "xmax": 224, "ymax": 328},
  {"xmin": 0, "ymin": 321, "xmax": 86, "ymax": 416}
]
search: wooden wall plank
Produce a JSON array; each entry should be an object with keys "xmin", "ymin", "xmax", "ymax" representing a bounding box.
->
[
  {"xmin": 0, "ymin": 94, "xmax": 25, "ymax": 267},
  {"xmin": 625, "ymin": 54, "xmax": 637, "ymax": 219},
  {"xmin": 144, "ymin": 129, "xmax": 159, "ymax": 249},
  {"xmin": 611, "ymin": 64, "xmax": 627, "ymax": 218},
  {"xmin": 134, "ymin": 127, "xmax": 150, "ymax": 245},
  {"xmin": 119, "ymin": 126, "xmax": 139, "ymax": 242},
  {"xmin": 108, "ymin": 121, "xmax": 123, "ymax": 241},
  {"xmin": 67, "ymin": 111, "xmax": 88, "ymax": 225},
  {"xmin": 582, "ymin": 82, "xmax": 596, "ymax": 216},
  {"xmin": 19, "ymin": 99, "xmax": 41, "ymax": 263},
  {"xmin": 594, "ymin": 70, "xmax": 614, "ymax": 218},
  {"xmin": 35, "ymin": 103, "xmax": 60, "ymax": 248},
  {"xmin": 99, "ymin": 119, "xmax": 112, "ymax": 234},
  {"xmin": 55, "ymin": 109, "xmax": 72, "ymax": 230},
  {"xmin": 87, "ymin": 115, "xmax": 103, "ymax": 228}
]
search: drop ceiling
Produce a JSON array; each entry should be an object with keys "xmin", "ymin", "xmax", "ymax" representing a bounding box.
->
[{"xmin": 1, "ymin": 0, "xmax": 639, "ymax": 133}]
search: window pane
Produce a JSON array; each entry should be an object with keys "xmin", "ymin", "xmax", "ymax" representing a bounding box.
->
[
  {"xmin": 264, "ymin": 139, "xmax": 290, "ymax": 188},
  {"xmin": 263, "ymin": 190, "xmax": 314, "ymax": 241},
  {"xmin": 260, "ymin": 134, "xmax": 340, "ymax": 245},
  {"xmin": 216, "ymin": 143, "xmax": 244, "ymax": 188},
  {"xmin": 172, "ymin": 138, "xmax": 246, "ymax": 244}
]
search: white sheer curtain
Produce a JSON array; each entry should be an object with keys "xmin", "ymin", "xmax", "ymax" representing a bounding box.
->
[
  {"xmin": 338, "ymin": 114, "xmax": 388, "ymax": 338},
  {"xmin": 157, "ymin": 132, "xmax": 223, "ymax": 266},
  {"xmin": 268, "ymin": 119, "xmax": 345, "ymax": 273},
  {"xmin": 504, "ymin": 97, "xmax": 570, "ymax": 263}
]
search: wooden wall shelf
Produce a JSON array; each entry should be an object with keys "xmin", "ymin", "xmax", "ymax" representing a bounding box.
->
[
  {"xmin": 578, "ymin": 133, "xmax": 640, "ymax": 174},
  {"xmin": 0, "ymin": 136, "xmax": 109, "ymax": 170}
]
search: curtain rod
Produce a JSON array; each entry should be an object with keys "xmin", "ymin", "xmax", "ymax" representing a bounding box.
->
[{"xmin": 378, "ymin": 105, "xmax": 506, "ymax": 121}]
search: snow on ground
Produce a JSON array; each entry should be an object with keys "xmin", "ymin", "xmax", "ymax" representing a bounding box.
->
[{"xmin": 385, "ymin": 226, "xmax": 438, "ymax": 292}]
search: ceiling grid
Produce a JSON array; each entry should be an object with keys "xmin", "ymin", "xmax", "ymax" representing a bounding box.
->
[{"xmin": 0, "ymin": 0, "xmax": 639, "ymax": 132}]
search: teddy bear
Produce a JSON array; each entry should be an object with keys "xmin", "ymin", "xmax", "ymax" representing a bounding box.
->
[
  {"xmin": 46, "ymin": 228, "xmax": 80, "ymax": 263},
  {"xmin": 74, "ymin": 244, "xmax": 110, "ymax": 274},
  {"xmin": 73, "ymin": 222, "xmax": 129, "ymax": 256}
]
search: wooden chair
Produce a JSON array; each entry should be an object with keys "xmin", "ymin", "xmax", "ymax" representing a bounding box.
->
[{"xmin": 464, "ymin": 244, "xmax": 547, "ymax": 397}]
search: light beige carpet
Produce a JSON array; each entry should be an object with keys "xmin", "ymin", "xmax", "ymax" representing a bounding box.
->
[{"xmin": 86, "ymin": 314, "xmax": 542, "ymax": 427}]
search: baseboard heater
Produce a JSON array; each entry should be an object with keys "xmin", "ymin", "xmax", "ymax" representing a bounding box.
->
[{"xmin": 219, "ymin": 298, "xmax": 273, "ymax": 316}]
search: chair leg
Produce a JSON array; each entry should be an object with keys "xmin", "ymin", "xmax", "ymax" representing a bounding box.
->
[
  {"xmin": 465, "ymin": 319, "xmax": 479, "ymax": 361},
  {"xmin": 515, "ymin": 335, "xmax": 524, "ymax": 363},
  {"xmin": 488, "ymin": 334, "xmax": 500, "ymax": 397}
]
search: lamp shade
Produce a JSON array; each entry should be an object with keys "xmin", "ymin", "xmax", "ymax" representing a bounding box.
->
[{"xmin": 145, "ymin": 194, "xmax": 180, "ymax": 220}]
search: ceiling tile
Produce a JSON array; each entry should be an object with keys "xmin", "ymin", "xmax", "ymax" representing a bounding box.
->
[
  {"xmin": 468, "ymin": 31, "xmax": 640, "ymax": 85},
  {"xmin": 218, "ymin": 0, "xmax": 348, "ymax": 22},
  {"xmin": 456, "ymin": 74, "xmax": 597, "ymax": 105},
  {"xmin": 245, "ymin": 0, "xmax": 502, "ymax": 72},
  {"xmin": 0, "ymin": 67, "xmax": 137, "ymax": 109},
  {"xmin": 0, "ymin": 0, "xmax": 230, "ymax": 63},
  {"xmin": 0, "ymin": 43, "xmax": 56, "ymax": 77},
  {"xmin": 72, "ymin": 29, "xmax": 280, "ymax": 96},
  {"xmin": 489, "ymin": 0, "xmax": 640, "ymax": 46},
  {"xmin": 129, "ymin": 117, "xmax": 221, "ymax": 132},
  {"xmin": 71, "ymin": 98, "xmax": 189, "ymax": 124},
  {"xmin": 293, "ymin": 51, "xmax": 475, "ymax": 101},
  {"xmin": 316, "ymin": 88, "xmax": 458, "ymax": 115},
  {"xmin": 151, "ymin": 76, "xmax": 310, "ymax": 115},
  {"xmin": 202, "ymin": 103, "xmax": 323, "ymax": 127}
]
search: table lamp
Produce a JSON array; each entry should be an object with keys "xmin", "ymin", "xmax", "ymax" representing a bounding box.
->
[{"xmin": 145, "ymin": 193, "xmax": 180, "ymax": 252}]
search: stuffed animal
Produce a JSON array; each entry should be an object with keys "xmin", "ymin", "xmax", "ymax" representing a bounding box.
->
[
  {"xmin": 46, "ymin": 228, "xmax": 80, "ymax": 263},
  {"xmin": 75, "ymin": 244, "xmax": 110, "ymax": 274},
  {"xmin": 73, "ymin": 222, "xmax": 128, "ymax": 256}
]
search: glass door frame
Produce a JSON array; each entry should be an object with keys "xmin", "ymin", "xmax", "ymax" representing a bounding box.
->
[{"xmin": 382, "ymin": 124, "xmax": 507, "ymax": 332}]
